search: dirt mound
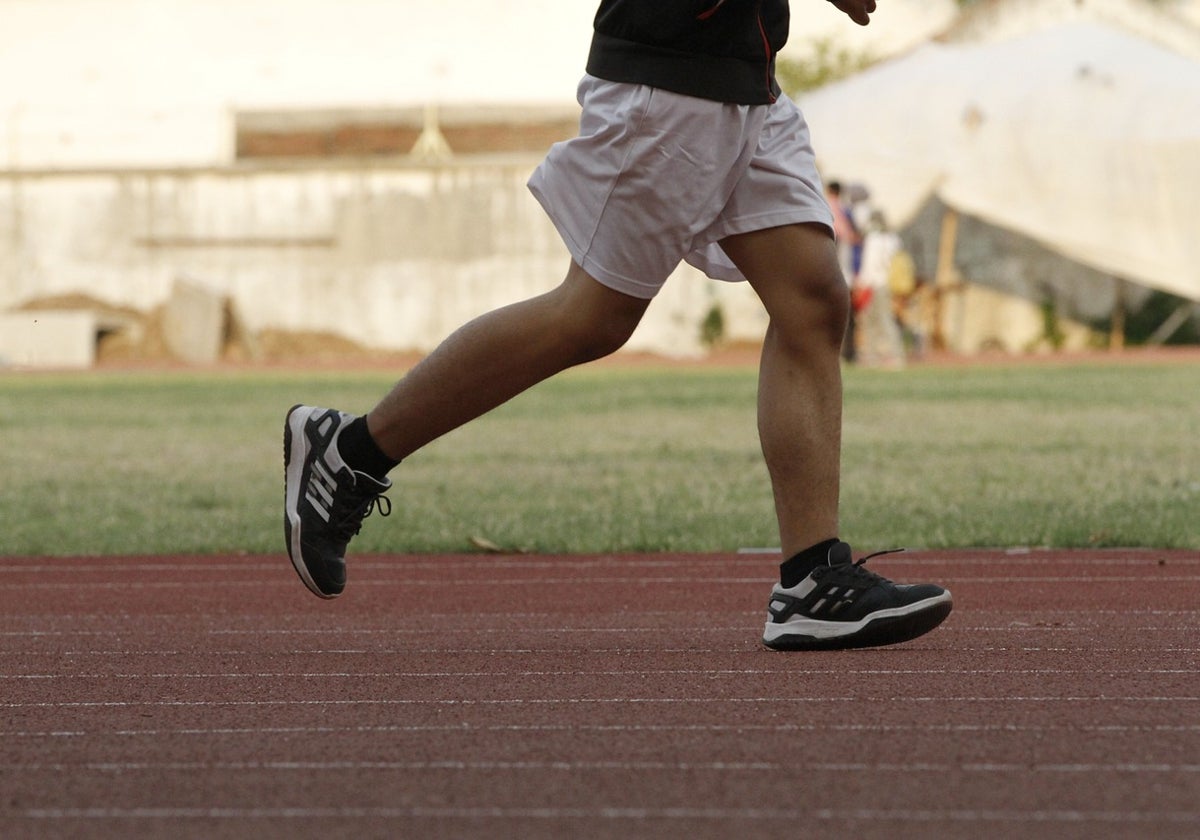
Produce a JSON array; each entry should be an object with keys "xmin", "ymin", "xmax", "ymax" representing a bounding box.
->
[{"xmin": 11, "ymin": 293, "xmax": 418, "ymax": 366}]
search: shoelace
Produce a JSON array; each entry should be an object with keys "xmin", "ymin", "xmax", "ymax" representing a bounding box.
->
[
  {"xmin": 818, "ymin": 547, "xmax": 907, "ymax": 584},
  {"xmin": 330, "ymin": 492, "xmax": 392, "ymax": 541},
  {"xmin": 856, "ymin": 547, "xmax": 906, "ymax": 564}
]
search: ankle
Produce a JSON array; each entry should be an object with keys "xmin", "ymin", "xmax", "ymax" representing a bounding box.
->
[
  {"xmin": 779, "ymin": 538, "xmax": 840, "ymax": 588},
  {"xmin": 337, "ymin": 416, "xmax": 400, "ymax": 480}
]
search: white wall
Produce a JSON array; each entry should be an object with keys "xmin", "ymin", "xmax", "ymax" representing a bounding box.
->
[
  {"xmin": 0, "ymin": 0, "xmax": 970, "ymax": 169},
  {"xmin": 6, "ymin": 0, "xmax": 1173, "ymax": 361},
  {"xmin": 0, "ymin": 0, "xmax": 597, "ymax": 168},
  {"xmin": 0, "ymin": 0, "xmax": 780, "ymax": 357},
  {"xmin": 0, "ymin": 158, "xmax": 767, "ymax": 358}
]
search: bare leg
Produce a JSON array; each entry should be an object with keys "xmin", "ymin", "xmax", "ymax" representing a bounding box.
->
[
  {"xmin": 366, "ymin": 261, "xmax": 649, "ymax": 460},
  {"xmin": 719, "ymin": 223, "xmax": 849, "ymax": 559}
]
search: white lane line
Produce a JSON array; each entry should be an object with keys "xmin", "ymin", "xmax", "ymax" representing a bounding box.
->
[
  {"xmin": 0, "ymin": 577, "xmax": 771, "ymax": 590},
  {"xmin": 0, "ymin": 628, "xmax": 1194, "ymax": 645},
  {"xmin": 2, "ymin": 606, "xmax": 1199, "ymax": 621},
  {"xmin": 5, "ymin": 667, "xmax": 1199, "ymax": 680},
  {"xmin": 0, "ymin": 627, "xmax": 752, "ymax": 638},
  {"xmin": 9, "ymin": 760, "xmax": 1200, "ymax": 773},
  {"xmin": 2, "ymin": 612, "xmax": 1197, "ymax": 636},
  {"xmin": 18, "ymin": 806, "xmax": 1200, "ymax": 824},
  {"xmin": 4, "ymin": 695, "xmax": 1200, "ymax": 709},
  {"xmin": 3, "ymin": 696, "xmax": 854, "ymax": 709},
  {"xmin": 5, "ymin": 575, "xmax": 1200, "ymax": 591},
  {"xmin": 10, "ymin": 722, "xmax": 1200, "ymax": 738},
  {"xmin": 3, "ymin": 646, "xmax": 1199, "ymax": 657},
  {"xmin": 195, "ymin": 623, "xmax": 1200, "ymax": 635},
  {"xmin": 4, "ymin": 612, "xmax": 1196, "ymax": 632},
  {"xmin": 0, "ymin": 648, "xmax": 737, "ymax": 655},
  {"xmin": 0, "ymin": 609, "xmax": 728, "ymax": 621},
  {"xmin": 0, "ymin": 558, "xmax": 755, "ymax": 573},
  {"xmin": 5, "ymin": 554, "xmax": 1193, "ymax": 573},
  {"xmin": 0, "ymin": 628, "xmax": 745, "ymax": 638}
]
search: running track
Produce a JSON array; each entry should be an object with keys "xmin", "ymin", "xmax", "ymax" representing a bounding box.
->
[{"xmin": 2, "ymin": 548, "xmax": 1199, "ymax": 839}]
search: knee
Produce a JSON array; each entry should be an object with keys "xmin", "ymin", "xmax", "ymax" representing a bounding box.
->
[
  {"xmin": 562, "ymin": 306, "xmax": 642, "ymax": 364},
  {"xmin": 813, "ymin": 265, "xmax": 852, "ymax": 331},
  {"xmin": 548, "ymin": 272, "xmax": 648, "ymax": 365},
  {"xmin": 775, "ymin": 265, "xmax": 851, "ymax": 351}
]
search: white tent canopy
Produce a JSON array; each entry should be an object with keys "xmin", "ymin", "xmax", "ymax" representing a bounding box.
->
[{"xmin": 799, "ymin": 21, "xmax": 1200, "ymax": 302}]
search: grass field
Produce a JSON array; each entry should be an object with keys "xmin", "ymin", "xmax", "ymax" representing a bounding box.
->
[{"xmin": 1, "ymin": 355, "xmax": 1197, "ymax": 556}]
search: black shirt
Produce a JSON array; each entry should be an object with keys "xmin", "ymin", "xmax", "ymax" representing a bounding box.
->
[{"xmin": 587, "ymin": 0, "xmax": 790, "ymax": 105}]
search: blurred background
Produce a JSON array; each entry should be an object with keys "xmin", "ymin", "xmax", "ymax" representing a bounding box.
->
[{"xmin": 2, "ymin": 0, "xmax": 1198, "ymax": 368}]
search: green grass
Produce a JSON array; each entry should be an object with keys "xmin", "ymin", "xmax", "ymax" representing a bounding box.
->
[{"xmin": 1, "ymin": 360, "xmax": 1197, "ymax": 556}]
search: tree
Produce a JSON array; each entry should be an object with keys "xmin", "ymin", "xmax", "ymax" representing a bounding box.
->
[{"xmin": 775, "ymin": 39, "xmax": 875, "ymax": 95}]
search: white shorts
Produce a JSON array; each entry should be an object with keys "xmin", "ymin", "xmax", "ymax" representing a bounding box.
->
[{"xmin": 528, "ymin": 74, "xmax": 833, "ymax": 299}]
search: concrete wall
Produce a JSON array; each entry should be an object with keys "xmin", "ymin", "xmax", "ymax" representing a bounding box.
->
[
  {"xmin": 2, "ymin": 154, "xmax": 1117, "ymax": 366},
  {"xmin": 0, "ymin": 157, "xmax": 768, "ymax": 360}
]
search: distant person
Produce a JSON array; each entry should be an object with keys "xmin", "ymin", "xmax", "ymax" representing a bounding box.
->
[
  {"xmin": 824, "ymin": 180, "xmax": 861, "ymax": 280},
  {"xmin": 825, "ymin": 180, "xmax": 862, "ymax": 363},
  {"xmin": 856, "ymin": 210, "xmax": 907, "ymax": 368},
  {"xmin": 283, "ymin": 0, "xmax": 952, "ymax": 650}
]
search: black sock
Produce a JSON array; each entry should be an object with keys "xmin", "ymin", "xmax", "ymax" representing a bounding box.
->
[
  {"xmin": 337, "ymin": 416, "xmax": 400, "ymax": 480},
  {"xmin": 779, "ymin": 538, "xmax": 840, "ymax": 588}
]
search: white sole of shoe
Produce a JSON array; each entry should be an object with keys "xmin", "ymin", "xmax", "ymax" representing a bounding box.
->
[
  {"xmin": 283, "ymin": 405, "xmax": 337, "ymax": 599},
  {"xmin": 762, "ymin": 590, "xmax": 953, "ymax": 650}
]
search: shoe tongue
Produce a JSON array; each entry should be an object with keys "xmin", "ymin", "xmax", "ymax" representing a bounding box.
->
[{"xmin": 826, "ymin": 541, "xmax": 854, "ymax": 567}]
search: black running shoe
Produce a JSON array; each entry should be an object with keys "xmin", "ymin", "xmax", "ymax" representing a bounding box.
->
[
  {"xmin": 284, "ymin": 405, "xmax": 391, "ymax": 598},
  {"xmin": 762, "ymin": 541, "xmax": 952, "ymax": 650}
]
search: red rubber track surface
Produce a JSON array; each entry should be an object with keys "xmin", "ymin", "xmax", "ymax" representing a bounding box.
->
[{"xmin": 2, "ymin": 548, "xmax": 1199, "ymax": 839}]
